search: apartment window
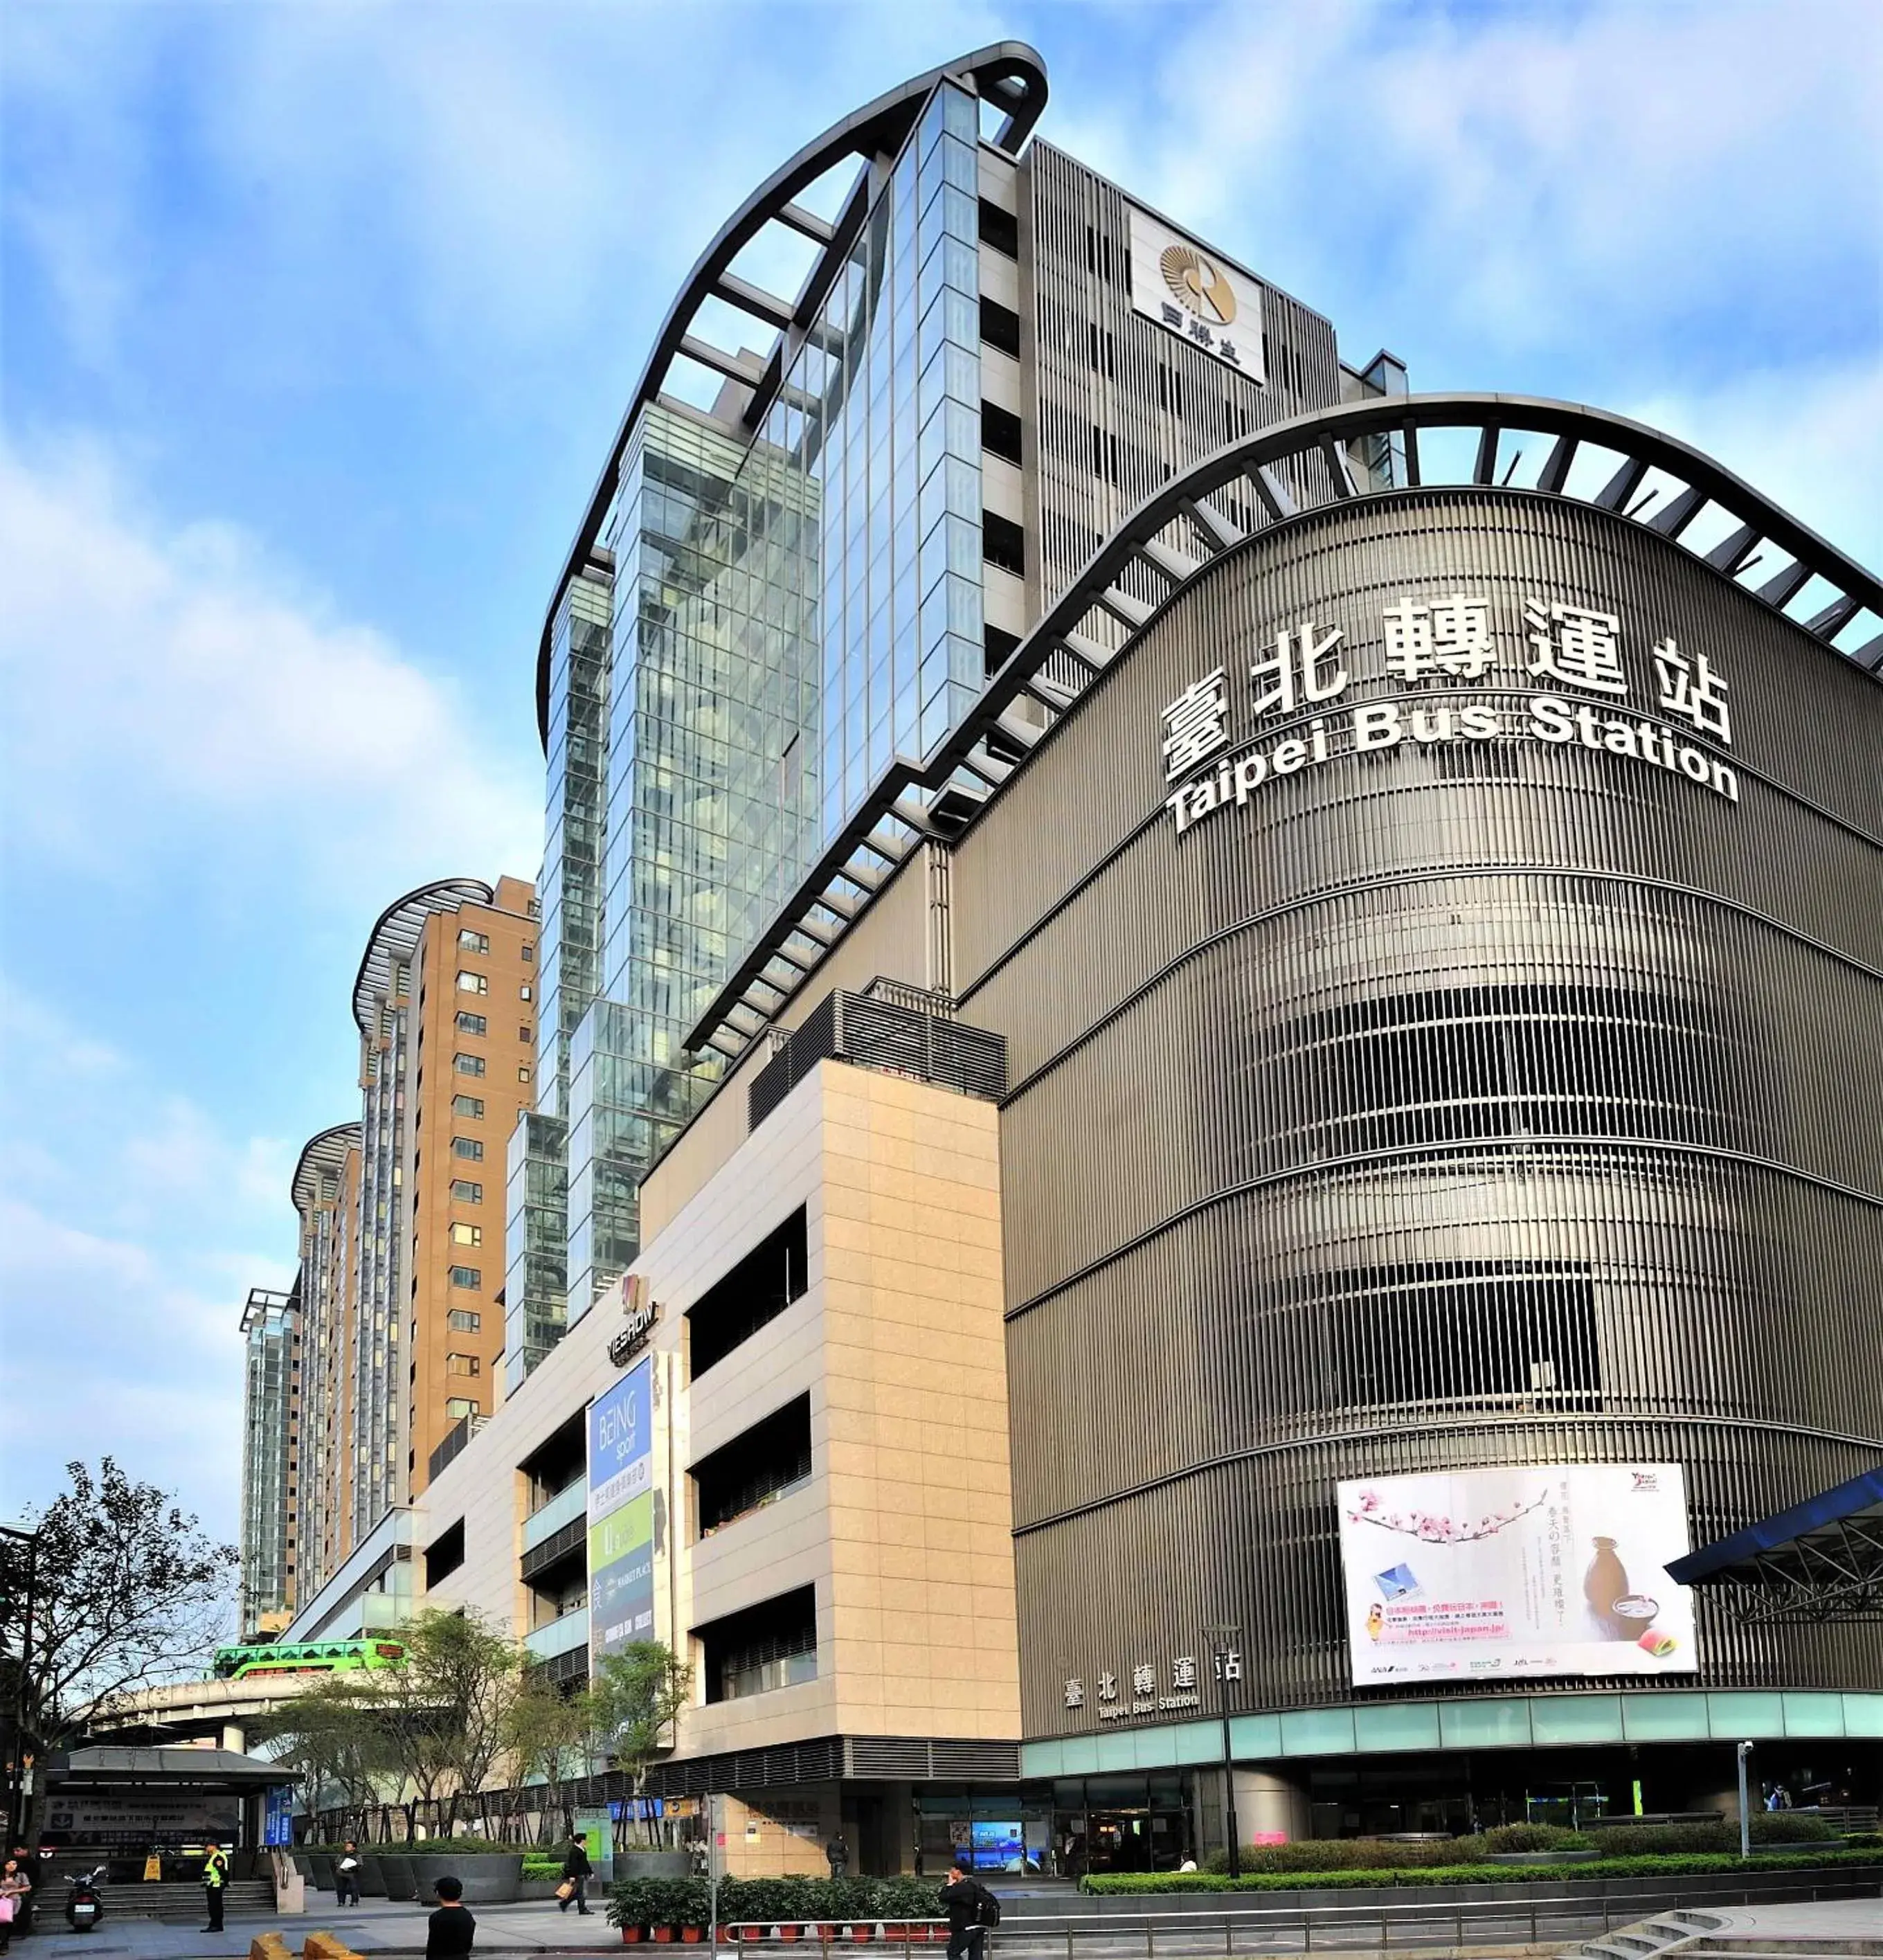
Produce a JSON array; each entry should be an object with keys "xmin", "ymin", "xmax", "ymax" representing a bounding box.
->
[
  {"xmin": 424, "ymin": 1520, "xmax": 465, "ymax": 1585},
  {"xmin": 983, "ymin": 511, "xmax": 1026, "ymax": 577},
  {"xmin": 700, "ymin": 1587, "xmax": 818, "ymax": 1703},
  {"xmin": 982, "ymin": 400, "xmax": 1022, "ymax": 467},
  {"xmin": 519, "ymin": 1024, "xmax": 533, "ymax": 1042},
  {"xmin": 457, "ymin": 970, "xmax": 488, "ymax": 995},
  {"xmin": 447, "ymin": 1353, "xmax": 481, "ymax": 1377},
  {"xmin": 977, "ymin": 197, "xmax": 1018, "ymax": 258},
  {"xmin": 453, "ymin": 1052, "xmax": 485, "ymax": 1077},
  {"xmin": 445, "ymin": 1396, "xmax": 480, "ymax": 1419},
  {"xmin": 458, "ymin": 929, "xmax": 490, "ymax": 953},
  {"xmin": 450, "ymin": 1178, "xmax": 483, "ymax": 1203},
  {"xmin": 980, "ymin": 296, "xmax": 1020, "ymax": 358},
  {"xmin": 448, "ymin": 1309, "xmax": 482, "ymax": 1333},
  {"xmin": 451, "ymin": 1223, "xmax": 483, "ymax": 1248},
  {"xmin": 984, "ymin": 624, "xmax": 1021, "ymax": 677},
  {"xmin": 453, "ymin": 1137, "xmax": 485, "ymax": 1162},
  {"xmin": 522, "ymin": 943, "xmax": 535, "ymax": 961},
  {"xmin": 519, "ymin": 1064, "xmax": 532, "ymax": 1084},
  {"xmin": 456, "ymin": 1011, "xmax": 487, "ymax": 1036},
  {"xmin": 520, "ymin": 984, "xmax": 533, "ymax": 1003},
  {"xmin": 449, "ymin": 1266, "xmax": 481, "ymax": 1290},
  {"xmin": 452, "ymin": 1094, "xmax": 485, "ymax": 1120}
]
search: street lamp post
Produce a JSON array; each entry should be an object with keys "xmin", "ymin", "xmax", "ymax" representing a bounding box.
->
[
  {"xmin": 1736, "ymin": 1741, "xmax": 1754, "ymax": 1861},
  {"xmin": 1, "ymin": 1526, "xmax": 41, "ymax": 1845},
  {"xmin": 1202, "ymin": 1624, "xmax": 1241, "ymax": 1880}
]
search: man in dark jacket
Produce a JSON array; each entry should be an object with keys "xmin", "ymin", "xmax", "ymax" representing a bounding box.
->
[
  {"xmin": 938, "ymin": 1863, "xmax": 996, "ymax": 1960},
  {"xmin": 558, "ymin": 1833, "xmax": 593, "ymax": 1915}
]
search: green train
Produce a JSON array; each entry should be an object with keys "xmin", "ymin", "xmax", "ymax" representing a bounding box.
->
[{"xmin": 212, "ymin": 1638, "xmax": 405, "ymax": 1680}]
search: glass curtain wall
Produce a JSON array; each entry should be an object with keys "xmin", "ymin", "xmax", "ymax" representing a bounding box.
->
[
  {"xmin": 529, "ymin": 78, "xmax": 988, "ymax": 1354},
  {"xmin": 505, "ymin": 563, "xmax": 611, "ymax": 1389},
  {"xmin": 726, "ymin": 76, "xmax": 986, "ymax": 965},
  {"xmin": 239, "ymin": 1297, "xmax": 298, "ymax": 1629}
]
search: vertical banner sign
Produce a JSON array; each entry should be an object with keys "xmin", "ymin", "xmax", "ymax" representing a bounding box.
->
[
  {"xmin": 588, "ymin": 1358, "xmax": 656, "ymax": 1672},
  {"xmin": 263, "ymin": 1784, "xmax": 294, "ymax": 1848}
]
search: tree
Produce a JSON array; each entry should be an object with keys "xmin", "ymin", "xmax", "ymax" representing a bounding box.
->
[
  {"xmin": 255, "ymin": 1675, "xmax": 393, "ymax": 1841},
  {"xmin": 361, "ymin": 1609, "xmax": 523, "ymax": 1838},
  {"xmin": 1, "ymin": 1458, "xmax": 237, "ymax": 1838},
  {"xmin": 591, "ymin": 1643, "xmax": 692, "ymax": 1844},
  {"xmin": 500, "ymin": 1675, "xmax": 597, "ymax": 1843}
]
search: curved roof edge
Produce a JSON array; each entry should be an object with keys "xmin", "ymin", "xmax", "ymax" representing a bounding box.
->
[
  {"xmin": 685, "ymin": 390, "xmax": 1883, "ymax": 1060},
  {"xmin": 534, "ymin": 40, "xmax": 1049, "ymax": 746},
  {"xmin": 291, "ymin": 1121, "xmax": 362, "ymax": 1217},
  {"xmin": 350, "ymin": 879, "xmax": 493, "ymax": 1040}
]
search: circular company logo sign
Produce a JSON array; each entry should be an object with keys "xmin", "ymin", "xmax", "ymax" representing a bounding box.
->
[{"xmin": 1160, "ymin": 244, "xmax": 1237, "ymax": 325}]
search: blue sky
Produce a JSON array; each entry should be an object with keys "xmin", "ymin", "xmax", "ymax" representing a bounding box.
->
[{"xmin": 2, "ymin": 0, "xmax": 1878, "ymax": 1546}]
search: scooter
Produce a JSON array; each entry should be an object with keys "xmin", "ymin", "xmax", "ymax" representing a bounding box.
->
[{"xmin": 64, "ymin": 1868, "xmax": 107, "ymax": 1933}]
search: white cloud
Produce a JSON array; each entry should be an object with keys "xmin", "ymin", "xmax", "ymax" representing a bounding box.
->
[
  {"xmin": 0, "ymin": 435, "xmax": 542, "ymax": 895},
  {"xmin": 0, "ymin": 985, "xmax": 295, "ymax": 1536},
  {"xmin": 1055, "ymin": 0, "xmax": 1879, "ymax": 376}
]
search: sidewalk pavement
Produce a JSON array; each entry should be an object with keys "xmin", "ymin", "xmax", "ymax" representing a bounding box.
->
[
  {"xmin": 1691, "ymin": 1895, "xmax": 1883, "ymax": 1941},
  {"xmin": 12, "ymin": 1895, "xmax": 624, "ymax": 1960}
]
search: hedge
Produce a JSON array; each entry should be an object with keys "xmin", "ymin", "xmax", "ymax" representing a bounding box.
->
[
  {"xmin": 610, "ymin": 1876, "xmax": 946, "ymax": 1932},
  {"xmin": 1083, "ymin": 1846, "xmax": 1880, "ymax": 1894},
  {"xmin": 1192, "ymin": 1814, "xmax": 1841, "ymax": 1876}
]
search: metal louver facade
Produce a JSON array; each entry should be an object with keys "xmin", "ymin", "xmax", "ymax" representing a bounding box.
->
[{"xmin": 940, "ymin": 487, "xmax": 1883, "ymax": 1742}]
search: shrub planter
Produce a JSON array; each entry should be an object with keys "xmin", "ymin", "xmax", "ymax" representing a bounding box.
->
[
  {"xmin": 780, "ymin": 1926, "xmax": 801, "ymax": 1942},
  {"xmin": 681, "ymin": 1927, "xmax": 704, "ymax": 1943},
  {"xmin": 379, "ymin": 1853, "xmax": 417, "ymax": 1900},
  {"xmin": 652, "ymin": 1929, "xmax": 674, "ymax": 1943},
  {"xmin": 308, "ymin": 1852, "xmax": 336, "ymax": 1889},
  {"xmin": 518, "ymin": 1878, "xmax": 564, "ymax": 1901},
  {"xmin": 408, "ymin": 1852, "xmax": 524, "ymax": 1904},
  {"xmin": 620, "ymin": 1927, "xmax": 645, "ymax": 1943},
  {"xmin": 1487, "ymin": 1850, "xmax": 1600, "ymax": 1866},
  {"xmin": 359, "ymin": 1852, "xmax": 389, "ymax": 1897}
]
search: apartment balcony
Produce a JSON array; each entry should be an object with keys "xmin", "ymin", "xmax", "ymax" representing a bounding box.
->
[
  {"xmin": 524, "ymin": 1606, "xmax": 588, "ymax": 1662},
  {"xmin": 522, "ymin": 1479, "xmax": 586, "ymax": 1554}
]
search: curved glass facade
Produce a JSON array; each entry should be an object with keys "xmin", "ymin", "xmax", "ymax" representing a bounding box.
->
[{"xmin": 945, "ymin": 489, "xmax": 1883, "ymax": 1739}]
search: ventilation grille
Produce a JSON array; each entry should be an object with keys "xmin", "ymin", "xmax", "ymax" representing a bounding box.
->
[
  {"xmin": 847, "ymin": 1736, "xmax": 1022, "ymax": 1781},
  {"xmin": 750, "ymin": 989, "xmax": 1007, "ymax": 1131}
]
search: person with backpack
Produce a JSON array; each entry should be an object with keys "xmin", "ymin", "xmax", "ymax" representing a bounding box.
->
[{"xmin": 938, "ymin": 1862, "xmax": 999, "ymax": 1960}]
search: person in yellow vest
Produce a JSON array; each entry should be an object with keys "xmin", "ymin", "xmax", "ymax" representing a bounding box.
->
[{"xmin": 201, "ymin": 1844, "xmax": 231, "ymax": 1932}]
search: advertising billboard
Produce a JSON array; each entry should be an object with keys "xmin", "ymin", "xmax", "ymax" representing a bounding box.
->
[
  {"xmin": 1335, "ymin": 1463, "xmax": 1698, "ymax": 1687},
  {"xmin": 588, "ymin": 1358, "xmax": 655, "ymax": 1670}
]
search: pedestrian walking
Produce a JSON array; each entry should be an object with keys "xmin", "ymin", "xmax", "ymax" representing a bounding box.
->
[
  {"xmin": 4, "ymin": 1851, "xmax": 30, "ymax": 1940},
  {"xmin": 335, "ymin": 1842, "xmax": 363, "ymax": 1907},
  {"xmin": 426, "ymin": 1876, "xmax": 476, "ymax": 1960},
  {"xmin": 201, "ymin": 1843, "xmax": 231, "ymax": 1932},
  {"xmin": 557, "ymin": 1833, "xmax": 592, "ymax": 1916},
  {"xmin": 0, "ymin": 1858, "xmax": 30, "ymax": 1956},
  {"xmin": 825, "ymin": 1834, "xmax": 849, "ymax": 1880},
  {"xmin": 938, "ymin": 1862, "xmax": 999, "ymax": 1960}
]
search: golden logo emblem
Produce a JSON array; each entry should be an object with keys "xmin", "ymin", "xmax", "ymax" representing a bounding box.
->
[{"xmin": 1160, "ymin": 244, "xmax": 1236, "ymax": 326}]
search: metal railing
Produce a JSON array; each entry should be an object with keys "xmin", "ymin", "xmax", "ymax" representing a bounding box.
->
[{"xmin": 713, "ymin": 1871, "xmax": 1881, "ymax": 1956}]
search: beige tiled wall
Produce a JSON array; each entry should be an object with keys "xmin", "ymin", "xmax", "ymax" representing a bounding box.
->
[{"xmin": 421, "ymin": 1053, "xmax": 1020, "ymax": 1802}]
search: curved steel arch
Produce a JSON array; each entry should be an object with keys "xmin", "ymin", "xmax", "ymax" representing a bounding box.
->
[
  {"xmin": 350, "ymin": 878, "xmax": 494, "ymax": 1040},
  {"xmin": 291, "ymin": 1120, "xmax": 361, "ymax": 1217},
  {"xmin": 533, "ymin": 41, "xmax": 1048, "ymax": 744},
  {"xmin": 687, "ymin": 391, "xmax": 1883, "ymax": 1062}
]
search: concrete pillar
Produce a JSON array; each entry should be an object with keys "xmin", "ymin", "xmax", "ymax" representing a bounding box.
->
[
  {"xmin": 221, "ymin": 1723, "xmax": 246, "ymax": 1754},
  {"xmin": 1232, "ymin": 1767, "xmax": 1311, "ymax": 1844}
]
